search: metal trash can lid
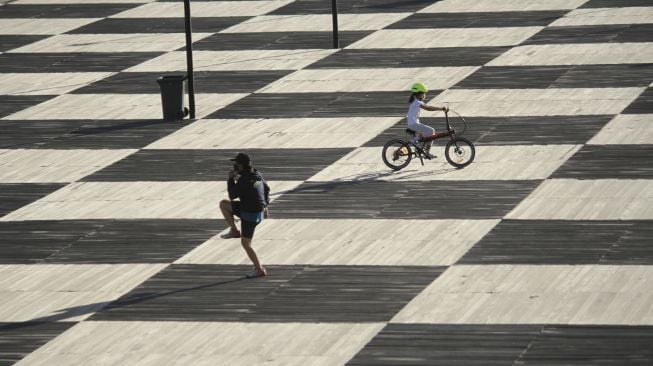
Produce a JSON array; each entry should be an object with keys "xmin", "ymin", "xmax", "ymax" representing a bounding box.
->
[{"xmin": 157, "ymin": 74, "xmax": 187, "ymax": 84}]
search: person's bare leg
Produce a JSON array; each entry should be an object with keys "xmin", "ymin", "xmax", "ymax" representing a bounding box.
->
[
  {"xmin": 219, "ymin": 199, "xmax": 238, "ymax": 232},
  {"xmin": 241, "ymin": 237, "xmax": 262, "ymax": 270}
]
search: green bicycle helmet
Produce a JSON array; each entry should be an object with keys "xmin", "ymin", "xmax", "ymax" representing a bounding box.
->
[{"xmin": 411, "ymin": 82, "xmax": 428, "ymax": 93}]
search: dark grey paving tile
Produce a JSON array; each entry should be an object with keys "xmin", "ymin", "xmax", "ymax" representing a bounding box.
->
[
  {"xmin": 307, "ymin": 47, "xmax": 511, "ymax": 69},
  {"xmin": 269, "ymin": 0, "xmax": 431, "ymax": 15},
  {"xmin": 551, "ymin": 64, "xmax": 653, "ymax": 88},
  {"xmin": 348, "ymin": 324, "xmax": 653, "ymax": 366},
  {"xmin": 208, "ymin": 91, "xmax": 416, "ymax": 118},
  {"xmin": 552, "ymin": 145, "xmax": 653, "ymax": 179},
  {"xmin": 455, "ymin": 65, "xmax": 653, "ymax": 89},
  {"xmin": 0, "ymin": 35, "xmax": 48, "ymax": 52},
  {"xmin": 454, "ymin": 66, "xmax": 570, "ymax": 89},
  {"xmin": 458, "ymin": 220, "xmax": 653, "ymax": 265},
  {"xmin": 68, "ymin": 17, "xmax": 248, "ymax": 34},
  {"xmin": 517, "ymin": 325, "xmax": 653, "ymax": 365},
  {"xmin": 348, "ymin": 323, "xmax": 541, "ymax": 366},
  {"xmin": 0, "ymin": 184, "xmax": 65, "ymax": 217},
  {"xmin": 364, "ymin": 115, "xmax": 613, "ymax": 147},
  {"xmin": 0, "ymin": 4, "xmax": 138, "ymax": 18},
  {"xmin": 0, "ymin": 322, "xmax": 76, "ymax": 366},
  {"xmin": 0, "ymin": 95, "xmax": 54, "ymax": 119},
  {"xmin": 91, "ymin": 264, "xmax": 445, "ymax": 322},
  {"xmin": 388, "ymin": 11, "xmax": 566, "ymax": 29},
  {"xmin": 0, "ymin": 120, "xmax": 187, "ymax": 150},
  {"xmin": 73, "ymin": 71, "xmax": 292, "ymax": 94},
  {"xmin": 270, "ymin": 180, "xmax": 540, "ymax": 219},
  {"xmin": 190, "ymin": 31, "xmax": 373, "ymax": 51},
  {"xmin": 0, "ymin": 219, "xmax": 224, "ymax": 264},
  {"xmin": 0, "ymin": 53, "xmax": 163, "ymax": 73},
  {"xmin": 524, "ymin": 24, "xmax": 653, "ymax": 45},
  {"xmin": 581, "ymin": 0, "xmax": 653, "ymax": 8},
  {"xmin": 82, "ymin": 148, "xmax": 353, "ymax": 181},
  {"xmin": 622, "ymin": 87, "xmax": 653, "ymax": 114}
]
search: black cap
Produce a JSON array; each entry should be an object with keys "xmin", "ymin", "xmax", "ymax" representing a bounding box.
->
[{"xmin": 229, "ymin": 152, "xmax": 251, "ymax": 165}]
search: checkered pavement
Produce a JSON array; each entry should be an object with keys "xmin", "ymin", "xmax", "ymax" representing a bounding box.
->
[{"xmin": 1, "ymin": 0, "xmax": 652, "ymax": 364}]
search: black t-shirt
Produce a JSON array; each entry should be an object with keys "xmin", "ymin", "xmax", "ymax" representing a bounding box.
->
[{"xmin": 227, "ymin": 169, "xmax": 270, "ymax": 212}]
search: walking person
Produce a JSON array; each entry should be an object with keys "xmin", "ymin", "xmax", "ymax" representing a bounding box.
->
[{"xmin": 219, "ymin": 153, "xmax": 270, "ymax": 278}]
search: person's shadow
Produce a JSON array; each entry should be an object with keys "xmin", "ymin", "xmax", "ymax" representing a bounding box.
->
[{"xmin": 0, "ymin": 277, "xmax": 247, "ymax": 331}]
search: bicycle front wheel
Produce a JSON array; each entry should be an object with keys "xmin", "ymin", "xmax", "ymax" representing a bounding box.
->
[
  {"xmin": 445, "ymin": 137, "xmax": 475, "ymax": 168},
  {"xmin": 382, "ymin": 139, "xmax": 413, "ymax": 171}
]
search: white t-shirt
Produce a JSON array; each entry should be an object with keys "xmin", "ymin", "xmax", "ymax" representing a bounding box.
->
[{"xmin": 406, "ymin": 98, "xmax": 424, "ymax": 126}]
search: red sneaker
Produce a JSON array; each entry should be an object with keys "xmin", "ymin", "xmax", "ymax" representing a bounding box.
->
[{"xmin": 245, "ymin": 267, "xmax": 267, "ymax": 278}]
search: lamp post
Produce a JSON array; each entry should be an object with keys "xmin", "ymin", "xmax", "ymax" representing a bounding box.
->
[
  {"xmin": 331, "ymin": 0, "xmax": 339, "ymax": 49},
  {"xmin": 183, "ymin": 0, "xmax": 196, "ymax": 118}
]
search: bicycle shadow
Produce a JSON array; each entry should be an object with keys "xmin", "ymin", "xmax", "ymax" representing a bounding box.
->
[
  {"xmin": 269, "ymin": 165, "xmax": 460, "ymax": 198},
  {"xmin": 327, "ymin": 166, "xmax": 460, "ymax": 182},
  {"xmin": 0, "ymin": 276, "xmax": 247, "ymax": 331}
]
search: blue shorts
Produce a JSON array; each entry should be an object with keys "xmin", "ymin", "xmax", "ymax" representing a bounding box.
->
[{"xmin": 231, "ymin": 201, "xmax": 263, "ymax": 239}]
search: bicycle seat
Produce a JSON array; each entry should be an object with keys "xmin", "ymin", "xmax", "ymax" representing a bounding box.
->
[{"xmin": 405, "ymin": 128, "xmax": 416, "ymax": 136}]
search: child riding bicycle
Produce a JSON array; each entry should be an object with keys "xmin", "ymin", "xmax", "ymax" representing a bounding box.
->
[{"xmin": 407, "ymin": 82, "xmax": 449, "ymax": 159}]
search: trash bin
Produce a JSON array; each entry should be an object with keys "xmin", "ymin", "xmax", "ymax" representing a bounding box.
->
[{"xmin": 157, "ymin": 75, "xmax": 189, "ymax": 120}]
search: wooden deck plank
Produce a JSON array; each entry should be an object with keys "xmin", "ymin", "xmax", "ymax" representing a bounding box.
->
[
  {"xmin": 270, "ymin": 180, "xmax": 540, "ymax": 219},
  {"xmin": 82, "ymin": 148, "xmax": 352, "ymax": 181},
  {"xmin": 388, "ymin": 11, "xmax": 566, "ymax": 28},
  {"xmin": 552, "ymin": 145, "xmax": 653, "ymax": 179},
  {"xmin": 307, "ymin": 47, "xmax": 510, "ymax": 69},
  {"xmin": 348, "ymin": 324, "xmax": 653, "ymax": 365},
  {"xmin": 0, "ymin": 219, "xmax": 224, "ymax": 264},
  {"xmin": 0, "ymin": 183, "xmax": 65, "ymax": 217},
  {"xmin": 459, "ymin": 219, "xmax": 653, "ymax": 265},
  {"xmin": 90, "ymin": 264, "xmax": 445, "ymax": 322},
  {"xmin": 391, "ymin": 265, "xmax": 653, "ymax": 324},
  {"xmin": 0, "ymin": 52, "xmax": 163, "ymax": 73},
  {"xmin": 0, "ymin": 120, "xmax": 188, "ymax": 150},
  {"xmin": 0, "ymin": 322, "xmax": 75, "ymax": 366},
  {"xmin": 73, "ymin": 70, "xmax": 292, "ymax": 94}
]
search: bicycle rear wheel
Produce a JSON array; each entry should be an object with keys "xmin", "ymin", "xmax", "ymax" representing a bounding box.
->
[
  {"xmin": 382, "ymin": 139, "xmax": 413, "ymax": 171},
  {"xmin": 445, "ymin": 137, "xmax": 475, "ymax": 168}
]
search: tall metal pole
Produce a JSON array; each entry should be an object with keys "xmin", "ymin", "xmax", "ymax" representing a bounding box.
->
[
  {"xmin": 183, "ymin": 0, "xmax": 196, "ymax": 119},
  {"xmin": 331, "ymin": 0, "xmax": 339, "ymax": 49}
]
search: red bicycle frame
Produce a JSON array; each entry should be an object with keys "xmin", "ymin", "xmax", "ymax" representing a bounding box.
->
[{"xmin": 417, "ymin": 110, "xmax": 455, "ymax": 143}]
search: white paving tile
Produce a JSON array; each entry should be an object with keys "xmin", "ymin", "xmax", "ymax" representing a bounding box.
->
[
  {"xmin": 308, "ymin": 145, "xmax": 581, "ymax": 182},
  {"xmin": 419, "ymin": 0, "xmax": 588, "ymax": 13},
  {"xmin": 145, "ymin": 117, "xmax": 401, "ymax": 149},
  {"xmin": 112, "ymin": 0, "xmax": 293, "ymax": 18},
  {"xmin": 222, "ymin": 13, "xmax": 411, "ymax": 33},
  {"xmin": 0, "ymin": 264, "xmax": 165, "ymax": 322},
  {"xmin": 126, "ymin": 50, "xmax": 337, "ymax": 72},
  {"xmin": 16, "ymin": 321, "xmax": 384, "ymax": 366},
  {"xmin": 506, "ymin": 179, "xmax": 653, "ymax": 220},
  {"xmin": 0, "ymin": 181, "xmax": 302, "ymax": 221},
  {"xmin": 488, "ymin": 43, "xmax": 653, "ymax": 66},
  {"xmin": 9, "ymin": 33, "xmax": 212, "ymax": 53},
  {"xmin": 588, "ymin": 114, "xmax": 653, "ymax": 145},
  {"xmin": 428, "ymin": 88, "xmax": 644, "ymax": 116},
  {"xmin": 551, "ymin": 7, "xmax": 653, "ymax": 26},
  {"xmin": 392, "ymin": 265, "xmax": 653, "ymax": 325},
  {"xmin": 0, "ymin": 73, "xmax": 113, "ymax": 95},
  {"xmin": 177, "ymin": 219, "xmax": 499, "ymax": 266},
  {"xmin": 0, "ymin": 149, "xmax": 136, "ymax": 183},
  {"xmin": 0, "ymin": 19, "xmax": 99, "ymax": 35},
  {"xmin": 3, "ymin": 93, "xmax": 247, "ymax": 120},
  {"xmin": 258, "ymin": 67, "xmax": 479, "ymax": 93},
  {"xmin": 347, "ymin": 27, "xmax": 543, "ymax": 49}
]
